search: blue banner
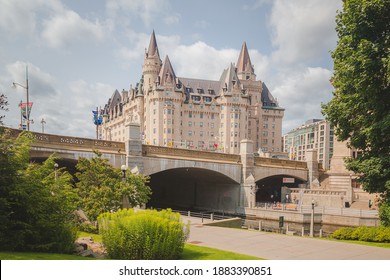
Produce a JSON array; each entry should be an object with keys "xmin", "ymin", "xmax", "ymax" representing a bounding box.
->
[{"xmin": 92, "ymin": 109, "xmax": 103, "ymax": 125}]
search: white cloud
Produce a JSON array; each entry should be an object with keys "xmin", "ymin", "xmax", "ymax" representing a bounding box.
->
[
  {"xmin": 42, "ymin": 10, "xmax": 106, "ymax": 48},
  {"xmin": 164, "ymin": 14, "xmax": 181, "ymax": 25},
  {"xmin": 242, "ymin": 0, "xmax": 272, "ymax": 10},
  {"xmin": 106, "ymin": 0, "xmax": 170, "ymax": 27},
  {"xmin": 269, "ymin": 0, "xmax": 341, "ymax": 65},
  {"xmin": 272, "ymin": 67, "xmax": 333, "ymax": 133},
  {"xmin": 0, "ymin": 0, "xmax": 69, "ymax": 37}
]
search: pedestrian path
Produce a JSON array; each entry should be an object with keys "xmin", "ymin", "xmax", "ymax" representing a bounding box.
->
[{"xmin": 182, "ymin": 217, "xmax": 390, "ymax": 260}]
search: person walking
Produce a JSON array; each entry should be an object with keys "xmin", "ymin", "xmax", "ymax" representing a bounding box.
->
[{"xmin": 368, "ymin": 199, "xmax": 373, "ymax": 209}]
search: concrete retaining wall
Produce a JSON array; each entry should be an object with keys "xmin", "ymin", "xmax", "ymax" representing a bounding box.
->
[{"xmin": 203, "ymin": 218, "xmax": 242, "ymax": 228}]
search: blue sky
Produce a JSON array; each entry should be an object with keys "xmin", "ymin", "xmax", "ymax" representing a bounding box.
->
[{"xmin": 0, "ymin": 0, "xmax": 342, "ymax": 138}]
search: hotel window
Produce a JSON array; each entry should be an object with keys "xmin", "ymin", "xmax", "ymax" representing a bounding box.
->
[{"xmin": 200, "ymin": 122, "xmax": 203, "ymax": 127}]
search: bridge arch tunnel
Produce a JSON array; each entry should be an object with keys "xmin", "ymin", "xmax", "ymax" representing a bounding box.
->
[
  {"xmin": 30, "ymin": 156, "xmax": 79, "ymax": 175},
  {"xmin": 147, "ymin": 167, "xmax": 241, "ymax": 213},
  {"xmin": 255, "ymin": 175, "xmax": 306, "ymax": 204}
]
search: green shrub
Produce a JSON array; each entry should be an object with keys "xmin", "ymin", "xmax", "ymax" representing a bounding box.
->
[
  {"xmin": 331, "ymin": 227, "xmax": 356, "ymax": 240},
  {"xmin": 98, "ymin": 208, "xmax": 190, "ymax": 259},
  {"xmin": 379, "ymin": 202, "xmax": 390, "ymax": 227},
  {"xmin": 78, "ymin": 222, "xmax": 98, "ymax": 234},
  {"xmin": 331, "ymin": 226, "xmax": 390, "ymax": 243}
]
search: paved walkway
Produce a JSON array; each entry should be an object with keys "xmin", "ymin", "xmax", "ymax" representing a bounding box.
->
[{"xmin": 183, "ymin": 216, "xmax": 390, "ymax": 260}]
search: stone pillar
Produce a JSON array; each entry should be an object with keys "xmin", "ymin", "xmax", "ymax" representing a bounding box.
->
[
  {"xmin": 306, "ymin": 149, "xmax": 319, "ymax": 189},
  {"xmin": 328, "ymin": 139, "xmax": 354, "ymax": 203},
  {"xmin": 330, "ymin": 139, "xmax": 352, "ymax": 173},
  {"xmin": 240, "ymin": 140, "xmax": 255, "ymax": 208},
  {"xmin": 125, "ymin": 123, "xmax": 144, "ymax": 174}
]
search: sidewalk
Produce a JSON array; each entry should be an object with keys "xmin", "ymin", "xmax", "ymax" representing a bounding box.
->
[{"xmin": 182, "ymin": 216, "xmax": 390, "ymax": 260}]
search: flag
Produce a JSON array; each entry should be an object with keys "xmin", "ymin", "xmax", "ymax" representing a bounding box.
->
[
  {"xmin": 20, "ymin": 102, "xmax": 33, "ymax": 120},
  {"xmin": 92, "ymin": 109, "xmax": 104, "ymax": 125}
]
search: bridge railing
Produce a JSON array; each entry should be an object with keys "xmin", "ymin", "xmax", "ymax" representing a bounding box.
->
[
  {"xmin": 254, "ymin": 202, "xmax": 378, "ymax": 218},
  {"xmin": 7, "ymin": 128, "xmax": 125, "ymax": 154},
  {"xmin": 142, "ymin": 145, "xmax": 241, "ymax": 163},
  {"xmin": 254, "ymin": 156, "xmax": 307, "ymax": 169}
]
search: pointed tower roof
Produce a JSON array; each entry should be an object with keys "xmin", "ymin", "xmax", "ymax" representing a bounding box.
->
[
  {"xmin": 261, "ymin": 82, "xmax": 279, "ymax": 107},
  {"xmin": 147, "ymin": 30, "xmax": 160, "ymax": 58},
  {"xmin": 219, "ymin": 63, "xmax": 240, "ymax": 94},
  {"xmin": 158, "ymin": 55, "xmax": 177, "ymax": 86},
  {"xmin": 236, "ymin": 42, "xmax": 254, "ymax": 74}
]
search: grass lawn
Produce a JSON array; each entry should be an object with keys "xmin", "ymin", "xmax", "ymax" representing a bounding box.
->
[
  {"xmin": 182, "ymin": 244, "xmax": 262, "ymax": 260},
  {"xmin": 0, "ymin": 251, "xmax": 91, "ymax": 260},
  {"xmin": 327, "ymin": 238, "xmax": 390, "ymax": 249},
  {"xmin": 1, "ymin": 232, "xmax": 261, "ymax": 260},
  {"xmin": 0, "ymin": 245, "xmax": 261, "ymax": 260}
]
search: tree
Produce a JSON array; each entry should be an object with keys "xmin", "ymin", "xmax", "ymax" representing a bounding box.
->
[
  {"xmin": 0, "ymin": 129, "xmax": 78, "ymax": 252},
  {"xmin": 0, "ymin": 93, "xmax": 8, "ymax": 125},
  {"xmin": 75, "ymin": 151, "xmax": 151, "ymax": 221},
  {"xmin": 322, "ymin": 0, "xmax": 390, "ymax": 204}
]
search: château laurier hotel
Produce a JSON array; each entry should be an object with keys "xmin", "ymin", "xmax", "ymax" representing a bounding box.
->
[{"xmin": 100, "ymin": 31, "xmax": 284, "ymax": 154}]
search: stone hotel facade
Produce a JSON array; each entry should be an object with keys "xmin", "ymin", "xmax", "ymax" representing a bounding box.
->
[{"xmin": 100, "ymin": 31, "xmax": 284, "ymax": 154}]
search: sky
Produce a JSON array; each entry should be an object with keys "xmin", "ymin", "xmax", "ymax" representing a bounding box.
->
[{"xmin": 0, "ymin": 0, "xmax": 342, "ymax": 138}]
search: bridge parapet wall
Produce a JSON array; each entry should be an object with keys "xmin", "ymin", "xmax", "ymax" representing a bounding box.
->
[
  {"xmin": 142, "ymin": 145, "xmax": 241, "ymax": 163},
  {"xmin": 254, "ymin": 156, "xmax": 307, "ymax": 169},
  {"xmin": 8, "ymin": 128, "xmax": 125, "ymax": 154}
]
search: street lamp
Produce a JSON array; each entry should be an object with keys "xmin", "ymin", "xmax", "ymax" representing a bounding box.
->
[
  {"xmin": 12, "ymin": 65, "xmax": 31, "ymax": 131},
  {"xmin": 310, "ymin": 199, "xmax": 315, "ymax": 237},
  {"xmin": 54, "ymin": 163, "xmax": 59, "ymax": 182},
  {"xmin": 41, "ymin": 118, "xmax": 46, "ymax": 133},
  {"xmin": 121, "ymin": 165, "xmax": 127, "ymax": 180}
]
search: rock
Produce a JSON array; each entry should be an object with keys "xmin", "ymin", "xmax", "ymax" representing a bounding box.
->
[{"xmin": 74, "ymin": 237, "xmax": 106, "ymax": 259}]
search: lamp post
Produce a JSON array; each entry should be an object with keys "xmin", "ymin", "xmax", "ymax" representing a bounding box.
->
[
  {"xmin": 41, "ymin": 118, "xmax": 46, "ymax": 133},
  {"xmin": 54, "ymin": 163, "xmax": 59, "ymax": 182},
  {"xmin": 310, "ymin": 199, "xmax": 315, "ymax": 237},
  {"xmin": 12, "ymin": 65, "xmax": 31, "ymax": 131}
]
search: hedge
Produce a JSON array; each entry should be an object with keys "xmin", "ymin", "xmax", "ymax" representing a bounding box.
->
[{"xmin": 98, "ymin": 208, "xmax": 190, "ymax": 259}]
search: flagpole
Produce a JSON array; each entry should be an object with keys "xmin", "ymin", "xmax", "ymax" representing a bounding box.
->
[
  {"xmin": 19, "ymin": 100, "xmax": 22, "ymax": 129},
  {"xmin": 26, "ymin": 65, "xmax": 30, "ymax": 131},
  {"xmin": 96, "ymin": 106, "xmax": 98, "ymax": 139}
]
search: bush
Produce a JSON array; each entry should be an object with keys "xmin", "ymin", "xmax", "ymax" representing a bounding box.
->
[
  {"xmin": 98, "ymin": 208, "xmax": 190, "ymax": 259},
  {"xmin": 331, "ymin": 226, "xmax": 390, "ymax": 243},
  {"xmin": 0, "ymin": 130, "xmax": 78, "ymax": 253},
  {"xmin": 379, "ymin": 202, "xmax": 390, "ymax": 227}
]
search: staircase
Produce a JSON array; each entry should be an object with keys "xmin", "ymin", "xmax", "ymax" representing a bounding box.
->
[{"xmin": 351, "ymin": 188, "xmax": 378, "ymax": 210}]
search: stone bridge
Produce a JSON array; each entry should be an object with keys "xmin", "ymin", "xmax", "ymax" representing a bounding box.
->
[{"xmin": 7, "ymin": 125, "xmax": 317, "ymax": 214}]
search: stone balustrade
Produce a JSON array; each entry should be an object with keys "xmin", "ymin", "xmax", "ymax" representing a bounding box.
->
[
  {"xmin": 254, "ymin": 156, "xmax": 307, "ymax": 169},
  {"xmin": 142, "ymin": 144, "xmax": 241, "ymax": 163},
  {"xmin": 7, "ymin": 128, "xmax": 125, "ymax": 154}
]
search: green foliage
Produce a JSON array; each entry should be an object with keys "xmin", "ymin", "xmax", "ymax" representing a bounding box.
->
[
  {"xmin": 75, "ymin": 153, "xmax": 151, "ymax": 221},
  {"xmin": 0, "ymin": 93, "xmax": 8, "ymax": 125},
  {"xmin": 0, "ymin": 129, "xmax": 78, "ymax": 253},
  {"xmin": 98, "ymin": 208, "xmax": 190, "ymax": 260},
  {"xmin": 379, "ymin": 202, "xmax": 390, "ymax": 227},
  {"xmin": 321, "ymin": 0, "xmax": 390, "ymax": 202},
  {"xmin": 331, "ymin": 226, "xmax": 390, "ymax": 242}
]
